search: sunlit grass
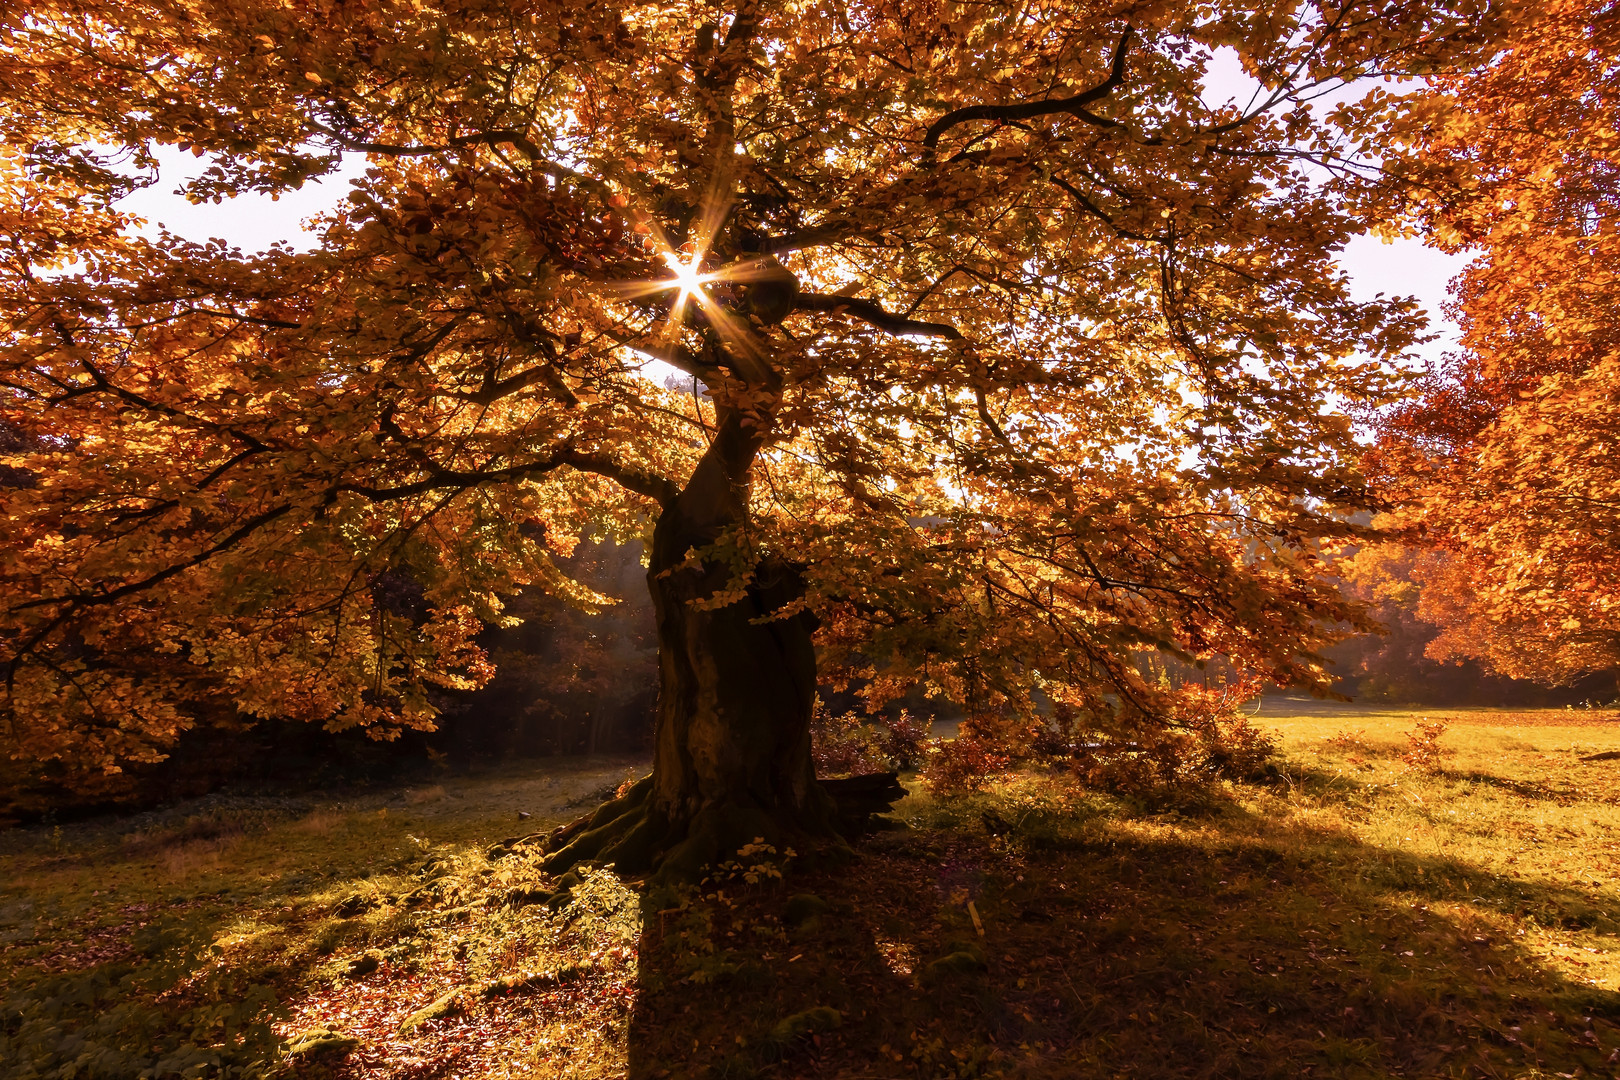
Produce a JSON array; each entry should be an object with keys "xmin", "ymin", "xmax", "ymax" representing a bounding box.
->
[
  {"xmin": 1252, "ymin": 699, "xmax": 1620, "ymax": 997},
  {"xmin": 0, "ymin": 760, "xmax": 641, "ymax": 1078},
  {"xmin": 5, "ymin": 707, "xmax": 1620, "ymax": 1077}
]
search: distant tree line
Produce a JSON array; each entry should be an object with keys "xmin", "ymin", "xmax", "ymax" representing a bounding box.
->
[{"xmin": 0, "ymin": 543, "xmax": 659, "ymax": 823}]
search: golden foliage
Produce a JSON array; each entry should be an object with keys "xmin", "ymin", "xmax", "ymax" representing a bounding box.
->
[
  {"xmin": 1373, "ymin": 0, "xmax": 1620, "ymax": 684},
  {"xmin": 1, "ymin": 0, "xmax": 1507, "ymax": 783}
]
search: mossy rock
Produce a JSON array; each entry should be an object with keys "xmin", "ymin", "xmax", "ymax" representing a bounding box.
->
[
  {"xmin": 762, "ymin": 1006, "xmax": 842, "ymax": 1056},
  {"xmin": 783, "ymin": 893, "xmax": 830, "ymax": 927},
  {"xmin": 286, "ymin": 1028, "xmax": 360, "ymax": 1057},
  {"xmin": 784, "ymin": 892, "xmax": 835, "ymax": 938},
  {"xmin": 398, "ymin": 987, "xmax": 467, "ymax": 1033},
  {"xmin": 922, "ymin": 940, "xmax": 987, "ymax": 983},
  {"xmin": 544, "ymin": 869, "xmax": 583, "ymax": 910},
  {"xmin": 343, "ymin": 948, "xmax": 383, "ymax": 980}
]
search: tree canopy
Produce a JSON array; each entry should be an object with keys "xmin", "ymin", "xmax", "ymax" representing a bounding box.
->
[
  {"xmin": 2, "ymin": 0, "xmax": 1498, "ymax": 815},
  {"xmin": 1372, "ymin": 0, "xmax": 1620, "ymax": 686}
]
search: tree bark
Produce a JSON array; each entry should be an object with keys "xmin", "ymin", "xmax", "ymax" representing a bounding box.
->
[{"xmin": 543, "ymin": 407, "xmax": 837, "ymax": 881}]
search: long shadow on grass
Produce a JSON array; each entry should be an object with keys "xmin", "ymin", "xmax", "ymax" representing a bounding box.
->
[
  {"xmin": 626, "ymin": 797, "xmax": 1620, "ymax": 1080},
  {"xmin": 1445, "ymin": 768, "xmax": 1617, "ymax": 806}
]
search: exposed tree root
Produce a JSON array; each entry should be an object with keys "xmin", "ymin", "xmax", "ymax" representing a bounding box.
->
[{"xmin": 539, "ymin": 773, "xmax": 907, "ymax": 886}]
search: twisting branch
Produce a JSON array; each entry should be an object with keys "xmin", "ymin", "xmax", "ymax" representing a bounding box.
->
[
  {"xmin": 559, "ymin": 451, "xmax": 680, "ymax": 507},
  {"xmin": 975, "ymin": 388, "xmax": 1011, "ymax": 444},
  {"xmin": 453, "ymin": 360, "xmax": 580, "ymax": 408},
  {"xmin": 109, "ymin": 306, "xmax": 303, "ymax": 331},
  {"xmin": 313, "ymin": 124, "xmax": 616, "ymax": 201},
  {"xmin": 794, "ymin": 293, "xmax": 964, "ymax": 340},
  {"xmin": 322, "ymin": 128, "xmax": 542, "ymax": 162},
  {"xmin": 1050, "ymin": 175, "xmax": 1154, "ymax": 243},
  {"xmin": 924, "ymin": 28, "xmax": 1132, "ymax": 150},
  {"xmin": 2, "ymin": 501, "xmax": 298, "ymax": 689},
  {"xmin": 5, "ymin": 444, "xmax": 679, "ymax": 673}
]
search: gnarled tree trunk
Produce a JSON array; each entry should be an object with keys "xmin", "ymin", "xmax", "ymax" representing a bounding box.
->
[{"xmin": 544, "ymin": 408, "xmax": 838, "ymax": 881}]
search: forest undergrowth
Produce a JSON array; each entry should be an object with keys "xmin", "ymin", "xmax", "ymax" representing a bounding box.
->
[{"xmin": 5, "ymin": 704, "xmax": 1620, "ymax": 1079}]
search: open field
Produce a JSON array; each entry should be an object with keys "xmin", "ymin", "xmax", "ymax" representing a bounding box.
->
[{"xmin": 5, "ymin": 702, "xmax": 1620, "ymax": 1078}]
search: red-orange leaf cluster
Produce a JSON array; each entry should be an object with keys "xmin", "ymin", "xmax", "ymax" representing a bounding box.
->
[{"xmin": 1372, "ymin": 0, "xmax": 1620, "ymax": 686}]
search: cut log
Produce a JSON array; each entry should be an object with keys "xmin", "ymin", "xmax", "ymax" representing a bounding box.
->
[{"xmin": 819, "ymin": 771, "xmax": 907, "ymax": 833}]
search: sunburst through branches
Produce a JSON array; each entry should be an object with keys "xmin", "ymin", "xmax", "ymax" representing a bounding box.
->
[
  {"xmin": 601, "ymin": 182, "xmax": 781, "ymax": 373},
  {"xmin": 661, "ymin": 249, "xmax": 711, "ymax": 308}
]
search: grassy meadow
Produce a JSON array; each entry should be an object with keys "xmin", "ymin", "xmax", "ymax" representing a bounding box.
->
[{"xmin": 4, "ymin": 700, "xmax": 1620, "ymax": 1078}]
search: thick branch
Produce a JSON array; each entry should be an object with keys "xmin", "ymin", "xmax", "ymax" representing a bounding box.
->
[
  {"xmin": 1050, "ymin": 175, "xmax": 1154, "ymax": 243},
  {"xmin": 50, "ymin": 318, "xmax": 271, "ymax": 453},
  {"xmin": 329, "ymin": 460, "xmax": 570, "ymax": 502},
  {"xmin": 325, "ymin": 127, "xmax": 541, "ymax": 161},
  {"xmin": 560, "ymin": 451, "xmax": 679, "ymax": 507},
  {"xmin": 453, "ymin": 360, "xmax": 579, "ymax": 408},
  {"xmin": 794, "ymin": 293, "xmax": 963, "ymax": 340},
  {"xmin": 10, "ymin": 447, "xmax": 675, "ymax": 629},
  {"xmin": 109, "ymin": 306, "xmax": 303, "ymax": 331},
  {"xmin": 317, "ymin": 126, "xmax": 615, "ymax": 201},
  {"xmin": 661, "ymin": 407, "xmax": 766, "ymax": 542},
  {"xmin": 924, "ymin": 28, "xmax": 1132, "ymax": 150},
  {"xmin": 3, "ymin": 501, "xmax": 298, "ymax": 680},
  {"xmin": 975, "ymin": 387, "xmax": 1011, "ymax": 443}
]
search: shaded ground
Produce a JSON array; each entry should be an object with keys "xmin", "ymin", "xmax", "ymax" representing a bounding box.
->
[
  {"xmin": 4, "ymin": 708, "xmax": 1620, "ymax": 1078},
  {"xmin": 630, "ymin": 788, "xmax": 1620, "ymax": 1079}
]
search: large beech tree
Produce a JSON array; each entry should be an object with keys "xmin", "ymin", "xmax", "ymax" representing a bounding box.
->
[{"xmin": 3, "ymin": 0, "xmax": 1489, "ymax": 873}]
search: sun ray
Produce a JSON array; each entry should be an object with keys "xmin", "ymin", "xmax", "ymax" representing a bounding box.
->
[
  {"xmin": 660, "ymin": 249, "xmax": 711, "ymax": 307},
  {"xmin": 598, "ymin": 175, "xmax": 780, "ymax": 380}
]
